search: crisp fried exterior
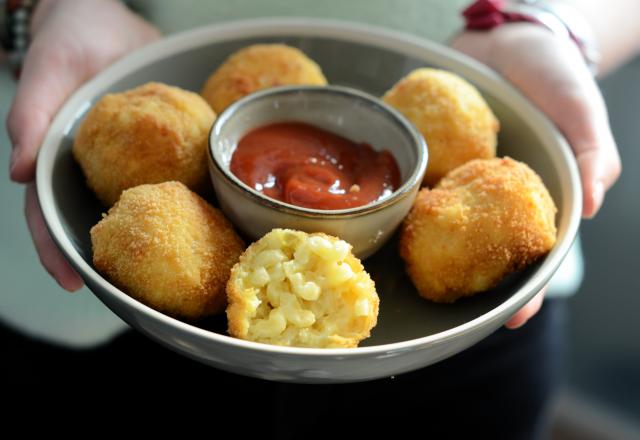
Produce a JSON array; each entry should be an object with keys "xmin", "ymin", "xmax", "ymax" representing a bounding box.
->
[
  {"xmin": 201, "ymin": 44, "xmax": 328, "ymax": 113},
  {"xmin": 226, "ymin": 229, "xmax": 379, "ymax": 348},
  {"xmin": 91, "ymin": 182, "xmax": 244, "ymax": 320},
  {"xmin": 383, "ymin": 68, "xmax": 499, "ymax": 186},
  {"xmin": 73, "ymin": 82, "xmax": 216, "ymax": 206},
  {"xmin": 400, "ymin": 157, "xmax": 557, "ymax": 303}
]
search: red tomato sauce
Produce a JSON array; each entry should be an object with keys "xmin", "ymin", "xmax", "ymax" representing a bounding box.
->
[{"xmin": 230, "ymin": 122, "xmax": 401, "ymax": 210}]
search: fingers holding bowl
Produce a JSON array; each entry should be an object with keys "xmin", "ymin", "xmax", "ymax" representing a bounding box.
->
[{"xmin": 24, "ymin": 183, "xmax": 84, "ymax": 292}]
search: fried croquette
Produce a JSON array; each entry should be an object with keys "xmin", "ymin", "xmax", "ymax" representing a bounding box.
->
[
  {"xmin": 383, "ymin": 68, "xmax": 499, "ymax": 186},
  {"xmin": 91, "ymin": 182, "xmax": 244, "ymax": 320},
  {"xmin": 201, "ymin": 44, "xmax": 328, "ymax": 113},
  {"xmin": 400, "ymin": 157, "xmax": 557, "ymax": 303},
  {"xmin": 226, "ymin": 229, "xmax": 379, "ymax": 348},
  {"xmin": 73, "ymin": 82, "xmax": 216, "ymax": 206}
]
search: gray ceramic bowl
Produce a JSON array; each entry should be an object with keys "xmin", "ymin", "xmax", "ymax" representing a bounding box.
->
[
  {"xmin": 208, "ymin": 85, "xmax": 428, "ymax": 259},
  {"xmin": 36, "ymin": 18, "xmax": 581, "ymax": 383}
]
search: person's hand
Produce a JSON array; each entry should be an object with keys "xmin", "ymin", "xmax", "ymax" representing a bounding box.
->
[
  {"xmin": 7, "ymin": 0, "xmax": 160, "ymax": 291},
  {"xmin": 451, "ymin": 23, "xmax": 622, "ymax": 329}
]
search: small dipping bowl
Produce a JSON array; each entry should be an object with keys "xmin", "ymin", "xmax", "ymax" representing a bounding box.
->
[{"xmin": 208, "ymin": 85, "xmax": 428, "ymax": 258}]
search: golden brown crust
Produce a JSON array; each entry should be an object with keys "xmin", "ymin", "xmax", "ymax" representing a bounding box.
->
[
  {"xmin": 382, "ymin": 68, "xmax": 499, "ymax": 187},
  {"xmin": 226, "ymin": 229, "xmax": 379, "ymax": 348},
  {"xmin": 400, "ymin": 157, "xmax": 557, "ymax": 303},
  {"xmin": 91, "ymin": 182, "xmax": 244, "ymax": 320},
  {"xmin": 201, "ymin": 44, "xmax": 328, "ymax": 113},
  {"xmin": 73, "ymin": 82, "xmax": 216, "ymax": 206}
]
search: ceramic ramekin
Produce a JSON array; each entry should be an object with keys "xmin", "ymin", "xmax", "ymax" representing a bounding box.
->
[{"xmin": 208, "ymin": 85, "xmax": 428, "ymax": 258}]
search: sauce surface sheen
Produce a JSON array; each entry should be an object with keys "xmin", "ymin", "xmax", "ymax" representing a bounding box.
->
[{"xmin": 230, "ymin": 122, "xmax": 401, "ymax": 210}]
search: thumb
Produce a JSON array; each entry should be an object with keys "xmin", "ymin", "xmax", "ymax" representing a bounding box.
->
[{"xmin": 7, "ymin": 40, "xmax": 88, "ymax": 182}]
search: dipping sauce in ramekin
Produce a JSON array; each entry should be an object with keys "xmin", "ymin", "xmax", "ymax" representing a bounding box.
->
[
  {"xmin": 230, "ymin": 122, "xmax": 401, "ymax": 210},
  {"xmin": 208, "ymin": 85, "xmax": 428, "ymax": 258}
]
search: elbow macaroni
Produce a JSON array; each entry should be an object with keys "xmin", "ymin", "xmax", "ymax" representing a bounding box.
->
[{"xmin": 226, "ymin": 229, "xmax": 379, "ymax": 348}]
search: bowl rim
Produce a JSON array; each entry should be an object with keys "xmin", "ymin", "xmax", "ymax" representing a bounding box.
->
[
  {"xmin": 36, "ymin": 17, "xmax": 582, "ymax": 358},
  {"xmin": 208, "ymin": 84, "xmax": 428, "ymax": 218}
]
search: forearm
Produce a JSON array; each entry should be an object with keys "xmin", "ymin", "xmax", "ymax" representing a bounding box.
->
[{"xmin": 559, "ymin": 0, "xmax": 640, "ymax": 74}]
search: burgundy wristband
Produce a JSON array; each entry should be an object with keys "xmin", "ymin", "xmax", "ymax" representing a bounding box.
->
[
  {"xmin": 462, "ymin": 0, "xmax": 600, "ymax": 75},
  {"xmin": 463, "ymin": 0, "xmax": 536, "ymax": 30}
]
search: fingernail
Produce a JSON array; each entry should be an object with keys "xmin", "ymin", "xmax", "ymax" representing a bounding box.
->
[
  {"xmin": 589, "ymin": 181, "xmax": 605, "ymax": 218},
  {"xmin": 9, "ymin": 146, "xmax": 19, "ymax": 176},
  {"xmin": 506, "ymin": 320, "xmax": 526, "ymax": 330},
  {"xmin": 63, "ymin": 276, "xmax": 84, "ymax": 293}
]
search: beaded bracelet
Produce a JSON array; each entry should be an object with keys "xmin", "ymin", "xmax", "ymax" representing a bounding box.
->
[{"xmin": 1, "ymin": 0, "xmax": 38, "ymax": 76}]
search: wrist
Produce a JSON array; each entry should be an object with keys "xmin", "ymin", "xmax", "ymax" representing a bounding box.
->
[
  {"xmin": 452, "ymin": 22, "xmax": 560, "ymax": 72},
  {"xmin": 32, "ymin": 0, "xmax": 127, "ymax": 33},
  {"xmin": 462, "ymin": 0, "xmax": 600, "ymax": 75},
  {"xmin": 30, "ymin": 0, "xmax": 55, "ymax": 32}
]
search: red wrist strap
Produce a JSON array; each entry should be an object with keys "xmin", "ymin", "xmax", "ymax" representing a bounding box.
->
[
  {"xmin": 462, "ymin": 0, "xmax": 600, "ymax": 75},
  {"xmin": 463, "ymin": 0, "xmax": 537, "ymax": 30}
]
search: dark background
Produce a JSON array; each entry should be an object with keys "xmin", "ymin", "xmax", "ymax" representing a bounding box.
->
[{"xmin": 566, "ymin": 56, "xmax": 640, "ymax": 421}]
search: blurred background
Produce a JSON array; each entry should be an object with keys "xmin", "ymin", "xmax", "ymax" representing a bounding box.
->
[
  {"xmin": 1, "ymin": 49, "xmax": 638, "ymax": 440},
  {"xmin": 551, "ymin": 55, "xmax": 640, "ymax": 440}
]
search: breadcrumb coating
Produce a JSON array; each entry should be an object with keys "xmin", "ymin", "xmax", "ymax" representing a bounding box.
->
[
  {"xmin": 201, "ymin": 44, "xmax": 328, "ymax": 113},
  {"xmin": 226, "ymin": 229, "xmax": 379, "ymax": 348},
  {"xmin": 383, "ymin": 68, "xmax": 499, "ymax": 186},
  {"xmin": 91, "ymin": 182, "xmax": 244, "ymax": 320},
  {"xmin": 73, "ymin": 82, "xmax": 216, "ymax": 206},
  {"xmin": 400, "ymin": 157, "xmax": 557, "ymax": 303}
]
